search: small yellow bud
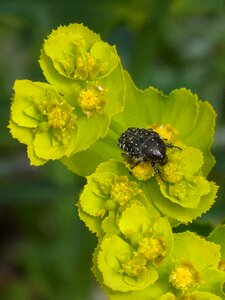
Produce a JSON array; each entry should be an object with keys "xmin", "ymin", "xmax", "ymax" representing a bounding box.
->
[
  {"xmin": 138, "ymin": 237, "xmax": 166, "ymax": 263},
  {"xmin": 163, "ymin": 161, "xmax": 183, "ymax": 183},
  {"xmin": 78, "ymin": 84, "xmax": 107, "ymax": 117},
  {"xmin": 150, "ymin": 123, "xmax": 179, "ymax": 143}
]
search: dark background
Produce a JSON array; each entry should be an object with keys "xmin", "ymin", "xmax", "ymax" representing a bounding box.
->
[{"xmin": 1, "ymin": 1, "xmax": 225, "ymax": 299}]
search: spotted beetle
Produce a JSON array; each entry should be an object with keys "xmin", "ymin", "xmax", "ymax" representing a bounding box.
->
[{"xmin": 118, "ymin": 127, "xmax": 181, "ymax": 181}]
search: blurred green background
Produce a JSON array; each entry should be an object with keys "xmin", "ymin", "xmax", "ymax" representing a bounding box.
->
[{"xmin": 1, "ymin": 0, "xmax": 225, "ymax": 299}]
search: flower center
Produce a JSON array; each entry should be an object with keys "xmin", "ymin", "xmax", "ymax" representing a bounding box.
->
[
  {"xmin": 151, "ymin": 123, "xmax": 179, "ymax": 143},
  {"xmin": 121, "ymin": 253, "xmax": 147, "ymax": 278},
  {"xmin": 138, "ymin": 237, "xmax": 166, "ymax": 263},
  {"xmin": 163, "ymin": 160, "xmax": 183, "ymax": 183},
  {"xmin": 97, "ymin": 176, "xmax": 142, "ymax": 208},
  {"xmin": 110, "ymin": 177, "xmax": 142, "ymax": 205},
  {"xmin": 78, "ymin": 84, "xmax": 107, "ymax": 117},
  {"xmin": 131, "ymin": 161, "xmax": 155, "ymax": 181},
  {"xmin": 48, "ymin": 106, "xmax": 68, "ymax": 128},
  {"xmin": 39, "ymin": 94, "xmax": 77, "ymax": 144},
  {"xmin": 169, "ymin": 263, "xmax": 199, "ymax": 292},
  {"xmin": 110, "ymin": 181, "xmax": 136, "ymax": 205}
]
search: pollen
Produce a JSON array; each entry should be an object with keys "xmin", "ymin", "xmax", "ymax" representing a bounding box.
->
[
  {"xmin": 48, "ymin": 106, "xmax": 68, "ymax": 128},
  {"xmin": 138, "ymin": 237, "xmax": 166, "ymax": 263},
  {"xmin": 78, "ymin": 84, "xmax": 107, "ymax": 117},
  {"xmin": 169, "ymin": 263, "xmax": 199, "ymax": 292},
  {"xmin": 131, "ymin": 161, "xmax": 155, "ymax": 180},
  {"xmin": 151, "ymin": 124, "xmax": 179, "ymax": 143},
  {"xmin": 163, "ymin": 161, "xmax": 183, "ymax": 183},
  {"xmin": 47, "ymin": 102, "xmax": 76, "ymax": 130},
  {"xmin": 39, "ymin": 93, "xmax": 77, "ymax": 144},
  {"xmin": 121, "ymin": 253, "xmax": 147, "ymax": 278},
  {"xmin": 110, "ymin": 176, "xmax": 142, "ymax": 206}
]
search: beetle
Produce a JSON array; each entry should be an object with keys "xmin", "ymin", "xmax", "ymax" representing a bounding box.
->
[{"xmin": 118, "ymin": 127, "xmax": 181, "ymax": 181}]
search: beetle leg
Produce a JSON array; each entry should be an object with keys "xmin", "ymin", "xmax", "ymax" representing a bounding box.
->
[
  {"xmin": 122, "ymin": 153, "xmax": 131, "ymax": 159},
  {"xmin": 151, "ymin": 162, "xmax": 165, "ymax": 182}
]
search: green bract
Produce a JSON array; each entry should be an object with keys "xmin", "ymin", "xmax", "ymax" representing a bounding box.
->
[
  {"xmin": 40, "ymin": 24, "xmax": 119, "ymax": 82},
  {"xmin": 62, "ymin": 70, "xmax": 216, "ymax": 177},
  {"xmin": 8, "ymin": 21, "xmax": 221, "ymax": 300},
  {"xmin": 9, "ymin": 23, "xmax": 125, "ymax": 165},
  {"xmin": 9, "ymin": 80, "xmax": 78, "ymax": 165},
  {"xmin": 39, "ymin": 23, "xmax": 125, "ymax": 153},
  {"xmin": 93, "ymin": 231, "xmax": 225, "ymax": 300},
  {"xmin": 80, "ymin": 160, "xmax": 174, "ymax": 297},
  {"xmin": 95, "ymin": 210, "xmax": 173, "ymax": 292},
  {"xmin": 97, "ymin": 235, "xmax": 159, "ymax": 292},
  {"xmin": 79, "ymin": 158, "xmax": 217, "ymax": 227},
  {"xmin": 157, "ymin": 231, "xmax": 225, "ymax": 299},
  {"xmin": 118, "ymin": 204, "xmax": 173, "ymax": 265},
  {"xmin": 140, "ymin": 144, "xmax": 218, "ymax": 223},
  {"xmin": 160, "ymin": 291, "xmax": 223, "ymax": 300},
  {"xmin": 78, "ymin": 160, "xmax": 159, "ymax": 238},
  {"xmin": 208, "ymin": 225, "xmax": 225, "ymax": 279},
  {"xmin": 65, "ymin": 72, "xmax": 217, "ymax": 223}
]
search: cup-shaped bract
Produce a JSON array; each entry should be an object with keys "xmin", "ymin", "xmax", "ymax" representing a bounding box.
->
[
  {"xmin": 9, "ymin": 80, "xmax": 78, "ymax": 165},
  {"xmin": 157, "ymin": 231, "xmax": 225, "ymax": 299},
  {"xmin": 67, "ymin": 72, "xmax": 218, "ymax": 223},
  {"xmin": 39, "ymin": 23, "xmax": 125, "ymax": 154}
]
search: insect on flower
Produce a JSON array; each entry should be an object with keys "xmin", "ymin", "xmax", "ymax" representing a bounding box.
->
[{"xmin": 118, "ymin": 127, "xmax": 181, "ymax": 181}]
